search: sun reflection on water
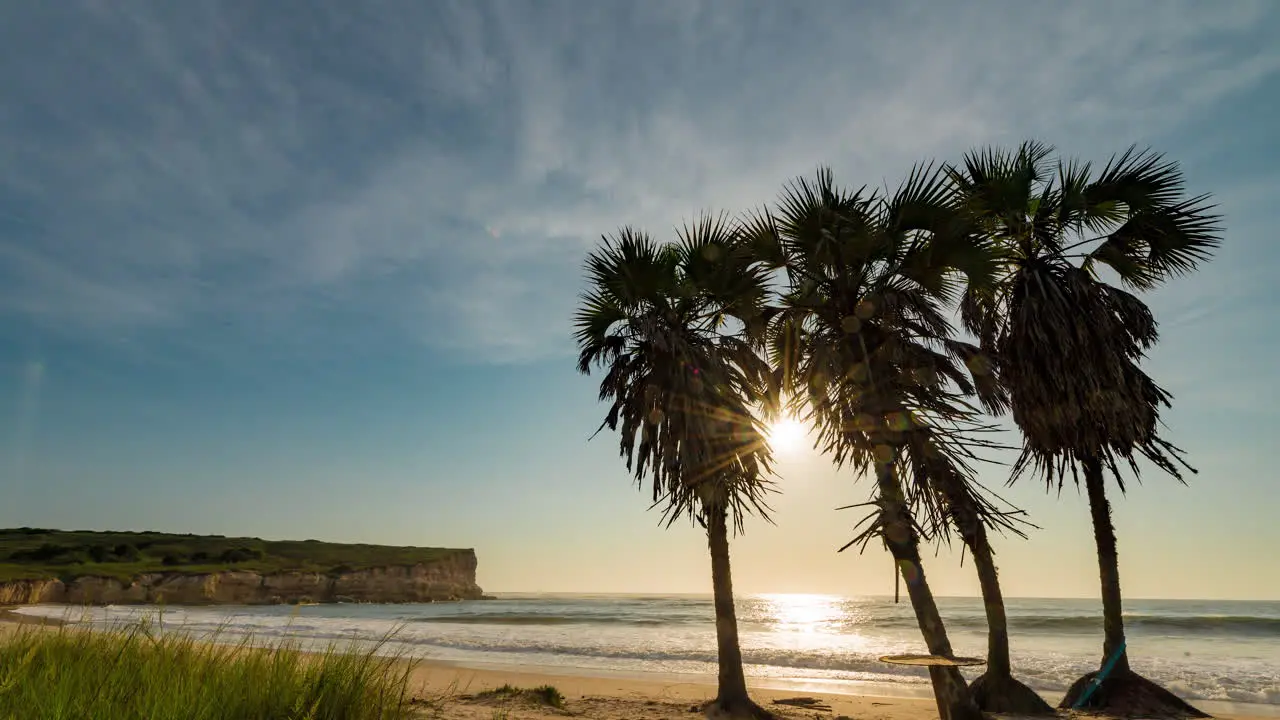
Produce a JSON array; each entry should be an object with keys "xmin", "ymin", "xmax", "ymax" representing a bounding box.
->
[
  {"xmin": 760, "ymin": 593, "xmax": 845, "ymax": 633},
  {"xmin": 752, "ymin": 594, "xmax": 891, "ymax": 656}
]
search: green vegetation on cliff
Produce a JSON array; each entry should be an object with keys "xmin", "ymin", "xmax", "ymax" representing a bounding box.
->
[{"xmin": 0, "ymin": 528, "xmax": 466, "ymax": 583}]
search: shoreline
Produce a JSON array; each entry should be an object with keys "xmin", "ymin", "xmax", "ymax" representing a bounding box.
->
[
  {"xmin": 0, "ymin": 608, "xmax": 64, "ymax": 626},
  {"xmin": 3, "ymin": 607, "xmax": 1275, "ymax": 719}
]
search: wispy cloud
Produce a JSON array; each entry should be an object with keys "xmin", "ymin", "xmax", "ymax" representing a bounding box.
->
[{"xmin": 1, "ymin": 0, "xmax": 1277, "ymax": 363}]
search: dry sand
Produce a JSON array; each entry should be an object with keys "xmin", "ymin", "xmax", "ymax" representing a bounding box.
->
[
  {"xmin": 398, "ymin": 658, "xmax": 1277, "ymax": 720},
  {"xmin": 404, "ymin": 659, "xmax": 938, "ymax": 719}
]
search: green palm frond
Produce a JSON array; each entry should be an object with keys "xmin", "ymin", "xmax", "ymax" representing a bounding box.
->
[
  {"xmin": 941, "ymin": 339, "xmax": 1008, "ymax": 415},
  {"xmin": 950, "ymin": 142, "xmax": 1053, "ymax": 242},
  {"xmin": 1087, "ymin": 146, "xmax": 1185, "ymax": 213},
  {"xmin": 898, "ymin": 420, "xmax": 1033, "ymax": 544},
  {"xmin": 944, "ymin": 141, "xmax": 1220, "ymax": 491},
  {"xmin": 762, "ymin": 167, "xmax": 1015, "ymax": 543},
  {"xmin": 885, "ymin": 162, "xmax": 956, "ymax": 242},
  {"xmin": 737, "ymin": 206, "xmax": 788, "ymax": 270},
  {"xmin": 1088, "ymin": 193, "xmax": 1221, "ymax": 289},
  {"xmin": 576, "ymin": 216, "xmax": 776, "ymax": 533}
]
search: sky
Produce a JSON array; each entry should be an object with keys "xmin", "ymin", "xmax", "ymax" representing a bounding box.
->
[{"xmin": 1, "ymin": 1, "xmax": 1278, "ymax": 601}]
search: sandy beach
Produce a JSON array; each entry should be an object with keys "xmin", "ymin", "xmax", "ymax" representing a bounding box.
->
[
  {"xmin": 397, "ymin": 658, "xmax": 1276, "ymax": 720},
  {"xmin": 400, "ymin": 658, "xmax": 950, "ymax": 719}
]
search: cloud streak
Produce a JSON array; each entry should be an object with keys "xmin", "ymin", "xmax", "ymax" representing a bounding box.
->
[{"xmin": 1, "ymin": 0, "xmax": 1277, "ymax": 363}]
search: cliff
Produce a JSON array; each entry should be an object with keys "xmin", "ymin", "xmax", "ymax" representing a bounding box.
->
[
  {"xmin": 0, "ymin": 551, "xmax": 484, "ymax": 606},
  {"xmin": 0, "ymin": 528, "xmax": 487, "ymax": 606}
]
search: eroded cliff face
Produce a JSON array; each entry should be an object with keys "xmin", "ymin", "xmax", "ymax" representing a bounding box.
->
[{"xmin": 0, "ymin": 551, "xmax": 483, "ymax": 606}]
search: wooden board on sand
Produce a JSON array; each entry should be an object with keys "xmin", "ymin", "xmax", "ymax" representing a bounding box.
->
[{"xmin": 879, "ymin": 654, "xmax": 986, "ymax": 667}]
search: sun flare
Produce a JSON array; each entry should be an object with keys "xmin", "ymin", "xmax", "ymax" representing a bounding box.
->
[{"xmin": 767, "ymin": 416, "xmax": 806, "ymax": 454}]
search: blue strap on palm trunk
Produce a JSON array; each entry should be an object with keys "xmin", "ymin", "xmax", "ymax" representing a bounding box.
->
[{"xmin": 1073, "ymin": 641, "xmax": 1127, "ymax": 709}]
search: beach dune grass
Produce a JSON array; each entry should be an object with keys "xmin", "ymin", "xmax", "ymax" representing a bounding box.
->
[
  {"xmin": 476, "ymin": 683, "xmax": 566, "ymax": 709},
  {"xmin": 0, "ymin": 620, "xmax": 419, "ymax": 720}
]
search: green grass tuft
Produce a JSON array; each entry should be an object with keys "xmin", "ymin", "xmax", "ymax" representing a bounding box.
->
[
  {"xmin": 0, "ymin": 621, "xmax": 419, "ymax": 720},
  {"xmin": 477, "ymin": 683, "xmax": 565, "ymax": 709},
  {"xmin": 530, "ymin": 684, "xmax": 566, "ymax": 708}
]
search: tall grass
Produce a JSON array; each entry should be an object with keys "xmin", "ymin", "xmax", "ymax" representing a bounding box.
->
[{"xmin": 0, "ymin": 620, "xmax": 420, "ymax": 720}]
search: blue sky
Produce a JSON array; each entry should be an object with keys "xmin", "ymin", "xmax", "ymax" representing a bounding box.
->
[{"xmin": 1, "ymin": 1, "xmax": 1278, "ymax": 600}]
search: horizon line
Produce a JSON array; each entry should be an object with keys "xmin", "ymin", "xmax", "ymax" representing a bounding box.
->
[{"xmin": 482, "ymin": 591, "xmax": 1279, "ymax": 603}]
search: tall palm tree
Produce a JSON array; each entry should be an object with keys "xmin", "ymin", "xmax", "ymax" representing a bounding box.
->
[
  {"xmin": 574, "ymin": 215, "xmax": 778, "ymax": 720},
  {"xmin": 947, "ymin": 142, "xmax": 1221, "ymax": 717},
  {"xmin": 748, "ymin": 167, "xmax": 1000, "ymax": 720},
  {"xmin": 907, "ymin": 428, "xmax": 1053, "ymax": 714}
]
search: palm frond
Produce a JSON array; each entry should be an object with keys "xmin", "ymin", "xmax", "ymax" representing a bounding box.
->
[
  {"xmin": 942, "ymin": 339, "xmax": 1008, "ymax": 414},
  {"xmin": 576, "ymin": 218, "xmax": 778, "ymax": 534},
  {"xmin": 944, "ymin": 141, "xmax": 1220, "ymax": 494},
  {"xmin": 1087, "ymin": 146, "xmax": 1184, "ymax": 213},
  {"xmin": 950, "ymin": 141, "xmax": 1053, "ymax": 232},
  {"xmin": 1088, "ymin": 194, "xmax": 1222, "ymax": 289},
  {"xmin": 762, "ymin": 166, "xmax": 1017, "ymax": 551}
]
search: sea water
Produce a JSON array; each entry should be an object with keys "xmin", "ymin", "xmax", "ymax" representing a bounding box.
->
[{"xmin": 16, "ymin": 595, "xmax": 1279, "ymax": 713}]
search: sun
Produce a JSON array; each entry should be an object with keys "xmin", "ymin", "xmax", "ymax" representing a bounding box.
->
[{"xmin": 767, "ymin": 416, "xmax": 807, "ymax": 454}]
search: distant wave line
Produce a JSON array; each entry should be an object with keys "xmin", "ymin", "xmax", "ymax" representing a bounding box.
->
[
  {"xmin": 398, "ymin": 611, "xmax": 1280, "ymax": 636},
  {"xmin": 406, "ymin": 615, "xmax": 668, "ymax": 627}
]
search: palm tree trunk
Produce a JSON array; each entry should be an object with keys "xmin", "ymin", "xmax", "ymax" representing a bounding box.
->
[
  {"xmin": 707, "ymin": 507, "xmax": 749, "ymax": 702},
  {"xmin": 943, "ymin": 485, "xmax": 1052, "ymax": 713},
  {"xmin": 1082, "ymin": 454, "xmax": 1129, "ymax": 674},
  {"xmin": 938, "ymin": 486, "xmax": 1011, "ymax": 677},
  {"xmin": 1058, "ymin": 456, "xmax": 1209, "ymax": 717},
  {"xmin": 970, "ymin": 526, "xmax": 1010, "ymax": 676},
  {"xmin": 706, "ymin": 506, "xmax": 771, "ymax": 718},
  {"xmin": 876, "ymin": 461, "xmax": 983, "ymax": 720}
]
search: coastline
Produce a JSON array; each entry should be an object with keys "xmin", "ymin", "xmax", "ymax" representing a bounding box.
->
[{"xmin": 3, "ymin": 608, "xmax": 1274, "ymax": 720}]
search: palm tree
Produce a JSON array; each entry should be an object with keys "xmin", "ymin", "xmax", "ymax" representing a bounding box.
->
[
  {"xmin": 748, "ymin": 167, "xmax": 1001, "ymax": 720},
  {"xmin": 947, "ymin": 142, "xmax": 1221, "ymax": 717},
  {"xmin": 909, "ymin": 430, "xmax": 1054, "ymax": 714},
  {"xmin": 574, "ymin": 215, "xmax": 778, "ymax": 719}
]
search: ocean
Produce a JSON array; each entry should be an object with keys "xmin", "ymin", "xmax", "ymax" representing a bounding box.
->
[{"xmin": 15, "ymin": 595, "xmax": 1280, "ymax": 714}]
